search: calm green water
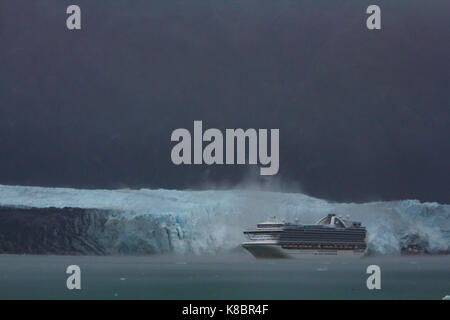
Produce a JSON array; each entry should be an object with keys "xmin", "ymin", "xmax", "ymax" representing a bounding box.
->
[{"xmin": 0, "ymin": 254, "xmax": 448, "ymax": 300}]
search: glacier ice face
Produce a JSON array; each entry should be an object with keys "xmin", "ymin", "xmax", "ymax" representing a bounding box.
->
[{"xmin": 0, "ymin": 184, "xmax": 448, "ymax": 255}]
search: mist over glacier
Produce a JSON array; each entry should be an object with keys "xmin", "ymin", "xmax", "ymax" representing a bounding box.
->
[{"xmin": 0, "ymin": 184, "xmax": 448, "ymax": 255}]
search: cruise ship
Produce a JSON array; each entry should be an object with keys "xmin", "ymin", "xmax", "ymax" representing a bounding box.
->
[{"xmin": 242, "ymin": 214, "xmax": 367, "ymax": 258}]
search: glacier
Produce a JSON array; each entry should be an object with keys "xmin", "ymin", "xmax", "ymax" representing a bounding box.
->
[{"xmin": 0, "ymin": 184, "xmax": 448, "ymax": 255}]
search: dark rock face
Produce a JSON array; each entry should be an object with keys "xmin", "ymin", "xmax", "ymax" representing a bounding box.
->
[
  {"xmin": 0, "ymin": 207, "xmax": 109, "ymax": 255},
  {"xmin": 0, "ymin": 206, "xmax": 184, "ymax": 255}
]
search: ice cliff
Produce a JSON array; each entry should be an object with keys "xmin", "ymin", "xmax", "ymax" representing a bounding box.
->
[{"xmin": 0, "ymin": 185, "xmax": 448, "ymax": 255}]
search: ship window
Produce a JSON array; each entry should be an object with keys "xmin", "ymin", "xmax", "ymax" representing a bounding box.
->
[
  {"xmin": 257, "ymin": 224, "xmax": 283, "ymax": 228},
  {"xmin": 334, "ymin": 218, "xmax": 344, "ymax": 227}
]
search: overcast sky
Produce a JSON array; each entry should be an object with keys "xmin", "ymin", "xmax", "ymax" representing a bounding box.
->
[{"xmin": 0, "ymin": 0, "xmax": 449, "ymax": 203}]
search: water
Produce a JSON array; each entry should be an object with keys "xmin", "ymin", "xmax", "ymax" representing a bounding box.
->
[{"xmin": 0, "ymin": 254, "xmax": 448, "ymax": 300}]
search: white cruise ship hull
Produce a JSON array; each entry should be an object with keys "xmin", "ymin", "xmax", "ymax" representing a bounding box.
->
[{"xmin": 242, "ymin": 242, "xmax": 366, "ymax": 258}]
